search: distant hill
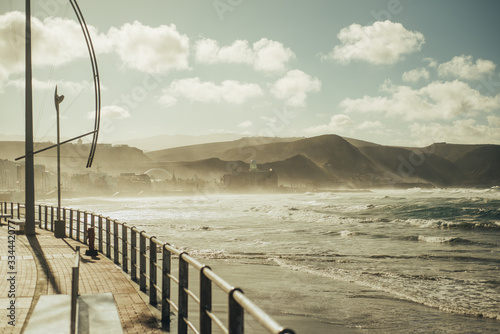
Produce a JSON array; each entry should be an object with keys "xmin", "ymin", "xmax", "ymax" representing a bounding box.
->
[
  {"xmin": 358, "ymin": 146, "xmax": 465, "ymax": 186},
  {"xmin": 117, "ymin": 133, "xmax": 243, "ymax": 152},
  {"xmin": 0, "ymin": 141, "xmax": 150, "ymax": 175},
  {"xmin": 454, "ymin": 146, "xmax": 500, "ymax": 185},
  {"xmin": 1, "ymin": 135, "xmax": 499, "ymax": 188},
  {"xmin": 424, "ymin": 142, "xmax": 484, "ymax": 162},
  {"xmin": 260, "ymin": 155, "xmax": 331, "ymax": 184},
  {"xmin": 147, "ymin": 137, "xmax": 302, "ymax": 162},
  {"xmin": 143, "ymin": 134, "xmax": 500, "ymax": 188}
]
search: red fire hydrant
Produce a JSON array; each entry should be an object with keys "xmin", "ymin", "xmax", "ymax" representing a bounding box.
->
[{"xmin": 85, "ymin": 227, "xmax": 98, "ymax": 256}]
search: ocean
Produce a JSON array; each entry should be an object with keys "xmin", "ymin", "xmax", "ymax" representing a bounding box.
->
[{"xmin": 61, "ymin": 188, "xmax": 500, "ymax": 333}]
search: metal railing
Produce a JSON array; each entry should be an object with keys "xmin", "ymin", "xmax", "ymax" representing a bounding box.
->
[{"xmin": 2, "ymin": 201, "xmax": 295, "ymax": 334}]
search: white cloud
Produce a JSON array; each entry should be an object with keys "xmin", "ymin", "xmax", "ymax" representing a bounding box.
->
[
  {"xmin": 487, "ymin": 115, "xmax": 500, "ymax": 127},
  {"xmin": 195, "ymin": 38, "xmax": 253, "ymax": 64},
  {"xmin": 194, "ymin": 37, "xmax": 295, "ymax": 73},
  {"xmin": 357, "ymin": 120, "xmax": 383, "ymax": 130},
  {"xmin": 89, "ymin": 105, "xmax": 131, "ymax": 119},
  {"xmin": 304, "ymin": 115, "xmax": 385, "ymax": 135},
  {"xmin": 158, "ymin": 95, "xmax": 177, "ymax": 108},
  {"xmin": 0, "ymin": 13, "xmax": 190, "ymax": 76},
  {"xmin": 6, "ymin": 78, "xmax": 91, "ymax": 96},
  {"xmin": 304, "ymin": 114, "xmax": 353, "ymax": 134},
  {"xmin": 238, "ymin": 120, "xmax": 253, "ymax": 128},
  {"xmin": 107, "ymin": 21, "xmax": 189, "ymax": 73},
  {"xmin": 410, "ymin": 117, "xmax": 500, "ymax": 145},
  {"xmin": 271, "ymin": 70, "xmax": 321, "ymax": 107},
  {"xmin": 324, "ymin": 20, "xmax": 425, "ymax": 65},
  {"xmin": 438, "ymin": 55, "xmax": 496, "ymax": 80},
  {"xmin": 402, "ymin": 68, "xmax": 429, "ymax": 83},
  {"xmin": 340, "ymin": 80, "xmax": 500, "ymax": 120},
  {"xmin": 423, "ymin": 57, "xmax": 438, "ymax": 68},
  {"xmin": 0, "ymin": 11, "xmax": 109, "ymax": 81},
  {"xmin": 160, "ymin": 77, "xmax": 263, "ymax": 107},
  {"xmin": 253, "ymin": 38, "xmax": 295, "ymax": 73}
]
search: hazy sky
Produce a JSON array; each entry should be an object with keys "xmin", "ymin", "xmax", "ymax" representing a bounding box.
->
[{"xmin": 1, "ymin": 0, "xmax": 500, "ymax": 146}]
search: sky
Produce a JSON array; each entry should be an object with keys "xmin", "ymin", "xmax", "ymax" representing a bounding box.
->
[{"xmin": 1, "ymin": 0, "xmax": 500, "ymax": 147}]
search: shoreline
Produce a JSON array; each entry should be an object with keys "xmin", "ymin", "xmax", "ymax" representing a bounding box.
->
[{"xmin": 3, "ymin": 185, "xmax": 499, "ymax": 203}]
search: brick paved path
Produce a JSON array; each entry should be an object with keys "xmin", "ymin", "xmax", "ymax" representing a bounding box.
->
[{"xmin": 0, "ymin": 225, "xmax": 167, "ymax": 333}]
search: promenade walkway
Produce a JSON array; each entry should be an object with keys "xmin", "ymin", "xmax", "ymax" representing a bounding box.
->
[{"xmin": 0, "ymin": 224, "xmax": 166, "ymax": 333}]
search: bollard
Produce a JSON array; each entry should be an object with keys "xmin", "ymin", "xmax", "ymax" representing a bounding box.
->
[
  {"xmin": 85, "ymin": 227, "xmax": 98, "ymax": 257},
  {"xmin": 54, "ymin": 218, "xmax": 65, "ymax": 238}
]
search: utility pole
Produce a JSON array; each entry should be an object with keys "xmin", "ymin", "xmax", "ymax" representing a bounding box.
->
[{"xmin": 25, "ymin": 0, "xmax": 35, "ymax": 235}]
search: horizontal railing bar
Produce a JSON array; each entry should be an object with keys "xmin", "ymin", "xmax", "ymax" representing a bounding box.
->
[
  {"xmin": 166, "ymin": 299, "xmax": 179, "ymax": 313},
  {"xmin": 233, "ymin": 290, "xmax": 286, "ymax": 334},
  {"xmin": 203, "ymin": 268, "xmax": 234, "ymax": 294},
  {"xmin": 184, "ymin": 318, "xmax": 200, "ymax": 334},
  {"xmin": 163, "ymin": 243, "xmax": 182, "ymax": 257},
  {"xmin": 168, "ymin": 274, "xmax": 179, "ymax": 285},
  {"xmin": 180, "ymin": 253, "xmax": 204, "ymax": 272},
  {"xmin": 151, "ymin": 237, "xmax": 163, "ymax": 246},
  {"xmin": 184, "ymin": 288, "xmax": 200, "ymax": 305},
  {"xmin": 207, "ymin": 311, "xmax": 229, "ymax": 334}
]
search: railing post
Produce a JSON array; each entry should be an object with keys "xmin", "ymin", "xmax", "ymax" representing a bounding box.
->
[
  {"xmin": 17, "ymin": 202, "xmax": 20, "ymax": 219},
  {"xmin": 83, "ymin": 212, "xmax": 88, "ymax": 245},
  {"xmin": 131, "ymin": 228, "xmax": 137, "ymax": 282},
  {"xmin": 10, "ymin": 202, "xmax": 13, "ymax": 218},
  {"xmin": 76, "ymin": 211, "xmax": 81, "ymax": 242},
  {"xmin": 178, "ymin": 252, "xmax": 189, "ymax": 334},
  {"xmin": 162, "ymin": 244, "xmax": 171, "ymax": 331},
  {"xmin": 200, "ymin": 266, "xmax": 212, "ymax": 334},
  {"xmin": 122, "ymin": 224, "xmax": 128, "ymax": 273},
  {"xmin": 50, "ymin": 206, "xmax": 54, "ymax": 231},
  {"xmin": 69, "ymin": 209, "xmax": 73, "ymax": 239},
  {"xmin": 106, "ymin": 218, "xmax": 111, "ymax": 258},
  {"xmin": 38, "ymin": 204, "xmax": 41, "ymax": 227},
  {"xmin": 63, "ymin": 208, "xmax": 66, "ymax": 232},
  {"xmin": 98, "ymin": 216, "xmax": 103, "ymax": 253},
  {"xmin": 139, "ymin": 232, "xmax": 147, "ymax": 292},
  {"xmin": 44, "ymin": 205, "xmax": 48, "ymax": 229},
  {"xmin": 149, "ymin": 237, "xmax": 157, "ymax": 306},
  {"xmin": 114, "ymin": 221, "xmax": 119, "ymax": 265},
  {"xmin": 229, "ymin": 289, "xmax": 244, "ymax": 334}
]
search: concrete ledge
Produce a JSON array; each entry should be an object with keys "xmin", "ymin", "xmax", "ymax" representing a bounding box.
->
[
  {"xmin": 25, "ymin": 295, "xmax": 71, "ymax": 334},
  {"xmin": 79, "ymin": 293, "xmax": 123, "ymax": 334},
  {"xmin": 24, "ymin": 293, "xmax": 123, "ymax": 334},
  {"xmin": 8, "ymin": 219, "xmax": 25, "ymax": 234}
]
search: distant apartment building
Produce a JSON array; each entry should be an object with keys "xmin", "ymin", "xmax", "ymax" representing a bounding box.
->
[
  {"xmin": 71, "ymin": 172, "xmax": 117, "ymax": 193},
  {"xmin": 118, "ymin": 173, "xmax": 151, "ymax": 192},
  {"xmin": 223, "ymin": 160, "xmax": 278, "ymax": 190}
]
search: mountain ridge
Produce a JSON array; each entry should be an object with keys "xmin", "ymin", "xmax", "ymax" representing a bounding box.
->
[{"xmin": 1, "ymin": 135, "xmax": 498, "ymax": 188}]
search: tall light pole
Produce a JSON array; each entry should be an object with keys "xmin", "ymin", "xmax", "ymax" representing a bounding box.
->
[
  {"xmin": 25, "ymin": 0, "xmax": 35, "ymax": 235},
  {"xmin": 55, "ymin": 87, "xmax": 65, "ymax": 219}
]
